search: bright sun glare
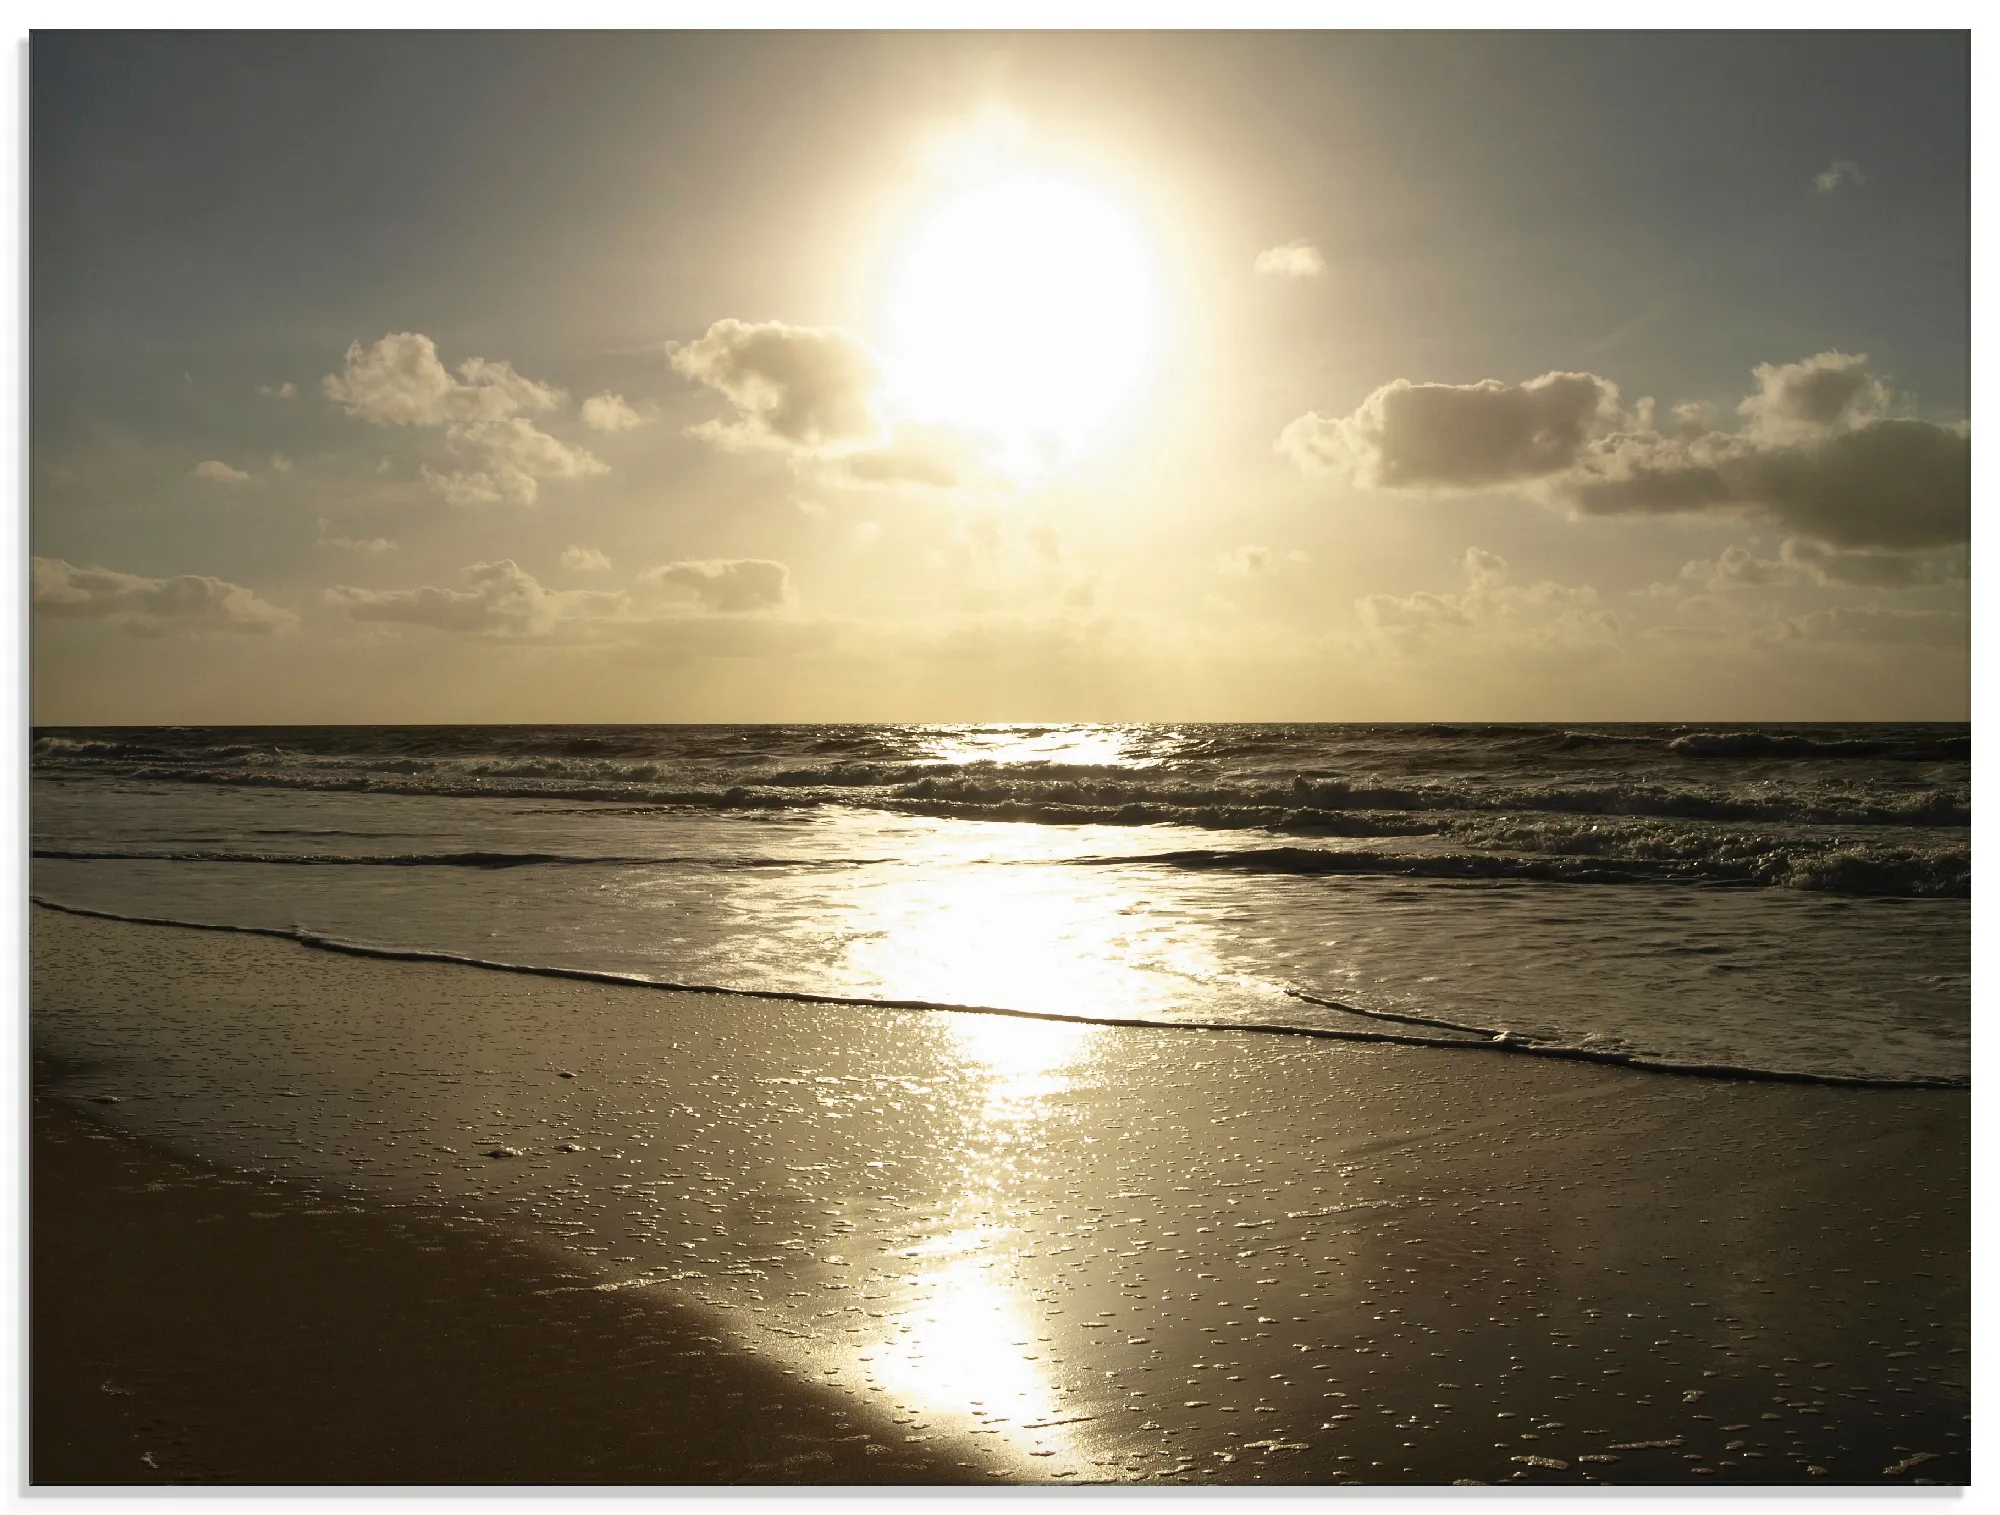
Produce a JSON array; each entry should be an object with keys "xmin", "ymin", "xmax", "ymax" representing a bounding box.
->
[{"xmin": 886, "ymin": 172, "xmax": 1158, "ymax": 473}]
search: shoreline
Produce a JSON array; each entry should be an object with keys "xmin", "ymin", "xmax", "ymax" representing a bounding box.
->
[{"xmin": 32, "ymin": 910, "xmax": 1971, "ymax": 1486}]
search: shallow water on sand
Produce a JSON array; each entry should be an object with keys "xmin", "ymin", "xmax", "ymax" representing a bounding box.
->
[{"xmin": 30, "ymin": 767, "xmax": 1970, "ymax": 1084}]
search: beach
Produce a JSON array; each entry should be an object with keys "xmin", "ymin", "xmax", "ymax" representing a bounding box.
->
[{"xmin": 32, "ymin": 908, "xmax": 1970, "ymax": 1486}]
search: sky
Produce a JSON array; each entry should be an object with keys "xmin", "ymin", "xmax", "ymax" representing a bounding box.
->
[{"xmin": 30, "ymin": 30, "xmax": 1971, "ymax": 724}]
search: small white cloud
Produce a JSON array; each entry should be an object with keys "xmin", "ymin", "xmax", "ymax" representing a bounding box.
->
[
  {"xmin": 562, "ymin": 546, "xmax": 611, "ymax": 572},
  {"xmin": 1254, "ymin": 240, "xmax": 1327, "ymax": 278},
  {"xmin": 324, "ymin": 332, "xmax": 563, "ymax": 427},
  {"xmin": 257, "ymin": 381, "xmax": 297, "ymax": 399},
  {"xmin": 1813, "ymin": 160, "xmax": 1866, "ymax": 195},
  {"xmin": 316, "ymin": 531, "xmax": 397, "ymax": 554},
  {"xmin": 1221, "ymin": 545, "xmax": 1274, "ymax": 575},
  {"xmin": 579, "ymin": 392, "xmax": 647, "ymax": 432},
  {"xmin": 190, "ymin": 459, "xmax": 252, "ymax": 484},
  {"xmin": 32, "ymin": 556, "xmax": 296, "ymax": 636},
  {"xmin": 325, "ymin": 333, "xmax": 603, "ymax": 505},
  {"xmin": 270, "ymin": 453, "xmax": 294, "ymax": 473}
]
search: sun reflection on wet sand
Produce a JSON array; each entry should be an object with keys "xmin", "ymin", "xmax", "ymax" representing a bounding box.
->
[{"xmin": 843, "ymin": 1013, "xmax": 1110, "ymax": 1473}]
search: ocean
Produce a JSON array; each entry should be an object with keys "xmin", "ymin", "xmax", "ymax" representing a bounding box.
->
[{"xmin": 31, "ymin": 721, "xmax": 1969, "ymax": 1087}]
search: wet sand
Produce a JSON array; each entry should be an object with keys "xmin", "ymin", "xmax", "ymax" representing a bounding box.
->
[
  {"xmin": 32, "ymin": 1094, "xmax": 970, "ymax": 1485},
  {"xmin": 32, "ymin": 909, "xmax": 1970, "ymax": 1485}
]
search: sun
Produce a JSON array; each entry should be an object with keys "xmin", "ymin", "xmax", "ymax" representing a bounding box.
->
[{"xmin": 883, "ymin": 171, "xmax": 1159, "ymax": 476}]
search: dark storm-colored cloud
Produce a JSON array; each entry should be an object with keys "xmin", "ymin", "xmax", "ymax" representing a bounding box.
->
[
  {"xmin": 1287, "ymin": 352, "xmax": 1968, "ymax": 551},
  {"xmin": 33, "ymin": 557, "xmax": 297, "ymax": 636}
]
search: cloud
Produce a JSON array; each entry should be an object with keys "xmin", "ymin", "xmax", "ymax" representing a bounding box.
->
[
  {"xmin": 420, "ymin": 416, "xmax": 608, "ymax": 506},
  {"xmin": 32, "ymin": 556, "xmax": 296, "ymax": 636},
  {"xmin": 327, "ymin": 559, "xmax": 812, "ymax": 651},
  {"xmin": 1674, "ymin": 537, "xmax": 1958, "ymax": 593},
  {"xmin": 561, "ymin": 546, "xmax": 611, "ymax": 572},
  {"xmin": 257, "ymin": 381, "xmax": 296, "ymax": 400},
  {"xmin": 640, "ymin": 558, "xmax": 792, "ymax": 613},
  {"xmin": 1568, "ymin": 414, "xmax": 1968, "ymax": 550},
  {"xmin": 1813, "ymin": 160, "xmax": 1866, "ymax": 195},
  {"xmin": 1355, "ymin": 547, "xmax": 1617, "ymax": 652},
  {"xmin": 270, "ymin": 454, "xmax": 294, "ymax": 474},
  {"xmin": 316, "ymin": 532, "xmax": 397, "ymax": 554},
  {"xmin": 190, "ymin": 459, "xmax": 252, "ymax": 484},
  {"xmin": 670, "ymin": 319, "xmax": 885, "ymax": 453},
  {"xmin": 1289, "ymin": 351, "xmax": 1969, "ymax": 551},
  {"xmin": 1775, "ymin": 537, "xmax": 1963, "ymax": 588},
  {"xmin": 670, "ymin": 318, "xmax": 1014, "ymax": 495},
  {"xmin": 1220, "ymin": 545, "xmax": 1310, "ymax": 575},
  {"xmin": 579, "ymin": 392, "xmax": 647, "ymax": 432},
  {"xmin": 821, "ymin": 423, "xmax": 997, "ymax": 492},
  {"xmin": 324, "ymin": 332, "xmax": 563, "ymax": 426},
  {"xmin": 1281, "ymin": 372, "xmax": 1630, "ymax": 489},
  {"xmin": 325, "ymin": 333, "xmax": 603, "ymax": 505},
  {"xmin": 1781, "ymin": 607, "xmax": 1964, "ymax": 647},
  {"xmin": 1735, "ymin": 351, "xmax": 1888, "ymax": 442},
  {"xmin": 327, "ymin": 559, "xmax": 574, "ymax": 637},
  {"xmin": 1254, "ymin": 241, "xmax": 1326, "ymax": 278}
]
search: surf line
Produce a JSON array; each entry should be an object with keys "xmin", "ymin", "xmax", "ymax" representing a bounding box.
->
[{"xmin": 31, "ymin": 896, "xmax": 1968, "ymax": 1093}]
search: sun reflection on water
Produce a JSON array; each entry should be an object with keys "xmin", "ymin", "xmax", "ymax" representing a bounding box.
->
[
  {"xmin": 915, "ymin": 724, "xmax": 1159, "ymax": 769},
  {"xmin": 837, "ymin": 861, "xmax": 1228, "ymax": 1023}
]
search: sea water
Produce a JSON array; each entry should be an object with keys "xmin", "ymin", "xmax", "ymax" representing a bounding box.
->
[{"xmin": 31, "ymin": 722, "xmax": 1969, "ymax": 1085}]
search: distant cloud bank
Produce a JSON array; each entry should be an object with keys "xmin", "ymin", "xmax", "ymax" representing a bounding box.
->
[{"xmin": 33, "ymin": 557, "xmax": 296, "ymax": 636}]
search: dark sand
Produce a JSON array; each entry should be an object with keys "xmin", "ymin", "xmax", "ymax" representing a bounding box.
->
[
  {"xmin": 32, "ymin": 910, "xmax": 1970, "ymax": 1486},
  {"xmin": 31, "ymin": 1094, "xmax": 970, "ymax": 1485}
]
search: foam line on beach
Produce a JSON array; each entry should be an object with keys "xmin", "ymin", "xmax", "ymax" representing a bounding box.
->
[{"xmin": 30, "ymin": 896, "xmax": 1969, "ymax": 1092}]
